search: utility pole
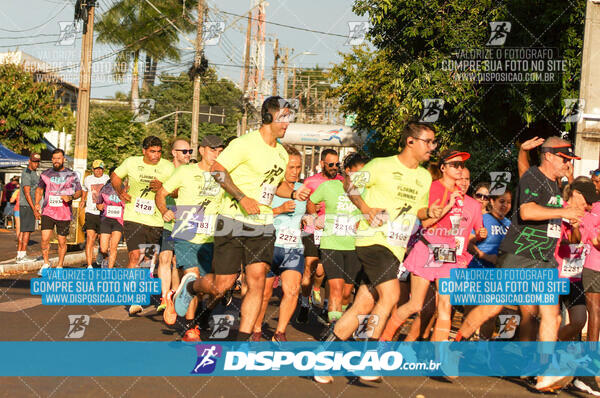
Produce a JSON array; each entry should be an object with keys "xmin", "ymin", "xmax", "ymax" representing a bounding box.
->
[
  {"xmin": 240, "ymin": 10, "xmax": 252, "ymax": 135},
  {"xmin": 73, "ymin": 0, "xmax": 95, "ymax": 180},
  {"xmin": 190, "ymin": 0, "xmax": 205, "ymax": 160},
  {"xmin": 272, "ymin": 38, "xmax": 279, "ymax": 95},
  {"xmin": 173, "ymin": 109, "xmax": 179, "ymax": 138},
  {"xmin": 282, "ymin": 48, "xmax": 289, "ymax": 98},
  {"xmin": 574, "ymin": 0, "xmax": 600, "ymax": 174}
]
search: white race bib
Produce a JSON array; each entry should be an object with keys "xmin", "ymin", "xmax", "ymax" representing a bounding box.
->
[
  {"xmin": 134, "ymin": 197, "xmax": 155, "ymax": 215},
  {"xmin": 547, "ymin": 223, "xmax": 561, "ymax": 239},
  {"xmin": 561, "ymin": 244, "xmax": 587, "ymax": 279},
  {"xmin": 387, "ymin": 214, "xmax": 416, "ymax": 247},
  {"xmin": 196, "ymin": 215, "xmax": 215, "ymax": 235},
  {"xmin": 106, "ymin": 205, "xmax": 122, "ymax": 219},
  {"xmin": 276, "ymin": 227, "xmax": 301, "ymax": 246},
  {"xmin": 48, "ymin": 195, "xmax": 63, "ymax": 207},
  {"xmin": 259, "ymin": 184, "xmax": 277, "ymax": 206},
  {"xmin": 313, "ymin": 229, "xmax": 322, "ymax": 245},
  {"xmin": 332, "ymin": 216, "xmax": 356, "ymax": 236}
]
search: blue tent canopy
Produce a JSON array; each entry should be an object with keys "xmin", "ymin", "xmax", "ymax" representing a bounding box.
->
[{"xmin": 0, "ymin": 143, "xmax": 28, "ymax": 168}]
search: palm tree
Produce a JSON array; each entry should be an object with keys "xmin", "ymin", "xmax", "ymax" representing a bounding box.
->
[{"xmin": 95, "ymin": 0, "xmax": 197, "ymax": 111}]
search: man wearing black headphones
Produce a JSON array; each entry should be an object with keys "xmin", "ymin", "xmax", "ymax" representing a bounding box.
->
[{"xmin": 173, "ymin": 96, "xmax": 310, "ymax": 341}]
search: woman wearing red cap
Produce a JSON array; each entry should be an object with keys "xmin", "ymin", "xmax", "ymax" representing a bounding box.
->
[{"xmin": 380, "ymin": 149, "xmax": 487, "ymax": 342}]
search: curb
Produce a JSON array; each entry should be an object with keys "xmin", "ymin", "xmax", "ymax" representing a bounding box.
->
[{"xmin": 0, "ymin": 247, "xmax": 127, "ymax": 275}]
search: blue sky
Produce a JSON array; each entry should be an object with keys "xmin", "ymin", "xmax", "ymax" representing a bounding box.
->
[{"xmin": 0, "ymin": 0, "xmax": 362, "ymax": 98}]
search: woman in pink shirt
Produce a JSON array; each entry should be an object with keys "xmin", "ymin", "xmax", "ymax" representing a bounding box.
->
[
  {"xmin": 380, "ymin": 150, "xmax": 486, "ymax": 342},
  {"xmin": 581, "ymin": 179, "xmax": 600, "ymax": 343},
  {"xmin": 554, "ymin": 178, "xmax": 597, "ymax": 341}
]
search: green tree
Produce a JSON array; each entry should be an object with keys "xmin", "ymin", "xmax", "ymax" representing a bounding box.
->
[
  {"xmin": 95, "ymin": 0, "xmax": 197, "ymax": 110},
  {"xmin": 144, "ymin": 69, "xmax": 243, "ymax": 141},
  {"xmin": 87, "ymin": 107, "xmax": 147, "ymax": 169},
  {"xmin": 0, "ymin": 64, "xmax": 66, "ymax": 153},
  {"xmin": 331, "ymin": 0, "xmax": 585, "ymax": 183}
]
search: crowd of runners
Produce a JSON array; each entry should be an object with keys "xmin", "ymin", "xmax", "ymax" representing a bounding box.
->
[{"xmin": 27, "ymin": 96, "xmax": 600, "ymax": 394}]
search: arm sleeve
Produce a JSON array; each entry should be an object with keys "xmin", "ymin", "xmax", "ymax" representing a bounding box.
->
[
  {"xmin": 473, "ymin": 203, "xmax": 484, "ymax": 230},
  {"xmin": 215, "ymin": 136, "xmax": 247, "ymax": 172},
  {"xmin": 162, "ymin": 167, "xmax": 182, "ymax": 194},
  {"xmin": 37, "ymin": 173, "xmax": 46, "ymax": 189},
  {"xmin": 113, "ymin": 157, "xmax": 131, "ymax": 179},
  {"xmin": 309, "ymin": 183, "xmax": 325, "ymax": 204},
  {"xmin": 517, "ymin": 171, "xmax": 539, "ymax": 205}
]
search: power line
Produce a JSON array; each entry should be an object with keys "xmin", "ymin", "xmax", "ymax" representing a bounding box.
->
[
  {"xmin": 215, "ymin": 10, "xmax": 347, "ymax": 38},
  {"xmin": 0, "ymin": 2, "xmax": 70, "ymax": 32}
]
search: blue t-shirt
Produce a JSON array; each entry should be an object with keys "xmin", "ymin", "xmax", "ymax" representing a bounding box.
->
[
  {"xmin": 468, "ymin": 213, "xmax": 511, "ymax": 268},
  {"xmin": 272, "ymin": 182, "xmax": 307, "ymax": 249}
]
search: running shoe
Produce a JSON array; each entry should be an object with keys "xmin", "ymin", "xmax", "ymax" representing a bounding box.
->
[
  {"xmin": 163, "ymin": 290, "xmax": 176, "ymax": 325},
  {"xmin": 182, "ymin": 326, "xmax": 202, "ymax": 342},
  {"xmin": 296, "ymin": 305, "xmax": 309, "ymax": 324},
  {"xmin": 128, "ymin": 304, "xmax": 143, "ymax": 316},
  {"xmin": 573, "ymin": 376, "xmax": 600, "ymax": 396},
  {"xmin": 272, "ymin": 332, "xmax": 287, "ymax": 342},
  {"xmin": 174, "ymin": 274, "xmax": 197, "ymax": 317},
  {"xmin": 17, "ymin": 255, "xmax": 35, "ymax": 264},
  {"xmin": 37, "ymin": 263, "xmax": 50, "ymax": 276},
  {"xmin": 535, "ymin": 375, "xmax": 573, "ymax": 392},
  {"xmin": 311, "ymin": 288, "xmax": 322, "ymax": 306},
  {"xmin": 250, "ymin": 332, "xmax": 262, "ymax": 342},
  {"xmin": 314, "ymin": 375, "xmax": 333, "ymax": 384},
  {"xmin": 87, "ymin": 264, "xmax": 93, "ymax": 269},
  {"xmin": 359, "ymin": 376, "xmax": 382, "ymax": 383},
  {"xmin": 156, "ymin": 297, "xmax": 167, "ymax": 313}
]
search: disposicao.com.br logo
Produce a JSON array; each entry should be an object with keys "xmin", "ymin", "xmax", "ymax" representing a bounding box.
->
[{"xmin": 189, "ymin": 342, "xmax": 441, "ymax": 376}]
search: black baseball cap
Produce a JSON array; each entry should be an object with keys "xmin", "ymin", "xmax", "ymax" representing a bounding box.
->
[
  {"xmin": 199, "ymin": 135, "xmax": 224, "ymax": 148},
  {"xmin": 571, "ymin": 180, "xmax": 600, "ymax": 204},
  {"xmin": 540, "ymin": 144, "xmax": 581, "ymax": 160}
]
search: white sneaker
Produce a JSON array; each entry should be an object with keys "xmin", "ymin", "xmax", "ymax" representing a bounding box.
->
[
  {"xmin": 314, "ymin": 375, "xmax": 333, "ymax": 384},
  {"xmin": 535, "ymin": 375, "xmax": 573, "ymax": 392},
  {"xmin": 87, "ymin": 264, "xmax": 93, "ymax": 269},
  {"xmin": 129, "ymin": 305, "xmax": 143, "ymax": 316},
  {"xmin": 37, "ymin": 264, "xmax": 50, "ymax": 276},
  {"xmin": 359, "ymin": 375, "xmax": 382, "ymax": 382}
]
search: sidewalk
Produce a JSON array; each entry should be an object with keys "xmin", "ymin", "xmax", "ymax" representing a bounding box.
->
[{"xmin": 0, "ymin": 229, "xmax": 125, "ymax": 275}]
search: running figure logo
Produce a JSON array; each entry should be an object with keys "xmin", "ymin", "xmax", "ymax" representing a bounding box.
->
[
  {"xmin": 191, "ymin": 344, "xmax": 223, "ymax": 374},
  {"xmin": 561, "ymin": 99, "xmax": 585, "ymax": 123},
  {"xmin": 57, "ymin": 21, "xmax": 82, "ymax": 46},
  {"xmin": 323, "ymin": 129, "xmax": 343, "ymax": 145},
  {"xmin": 65, "ymin": 315, "xmax": 90, "ymax": 339},
  {"xmin": 497, "ymin": 314, "xmax": 521, "ymax": 339},
  {"xmin": 203, "ymin": 21, "xmax": 225, "ymax": 46},
  {"xmin": 345, "ymin": 22, "xmax": 370, "ymax": 45},
  {"xmin": 261, "ymin": 166, "xmax": 284, "ymax": 185},
  {"xmin": 131, "ymin": 99, "xmax": 156, "ymax": 123},
  {"xmin": 419, "ymin": 99, "xmax": 445, "ymax": 123},
  {"xmin": 486, "ymin": 21, "xmax": 511, "ymax": 46},
  {"xmin": 489, "ymin": 172, "xmax": 511, "ymax": 195},
  {"xmin": 210, "ymin": 315, "xmax": 234, "ymax": 339},
  {"xmin": 353, "ymin": 315, "xmax": 379, "ymax": 339}
]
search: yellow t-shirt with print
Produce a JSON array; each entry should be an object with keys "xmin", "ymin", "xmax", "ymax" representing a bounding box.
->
[
  {"xmin": 162, "ymin": 164, "xmax": 223, "ymax": 244},
  {"xmin": 354, "ymin": 155, "xmax": 431, "ymax": 261},
  {"xmin": 114, "ymin": 156, "xmax": 174, "ymax": 227},
  {"xmin": 217, "ymin": 130, "xmax": 288, "ymax": 225}
]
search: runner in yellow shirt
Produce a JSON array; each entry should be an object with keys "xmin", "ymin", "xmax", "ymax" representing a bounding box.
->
[
  {"xmin": 157, "ymin": 135, "xmax": 225, "ymax": 342},
  {"xmin": 174, "ymin": 96, "xmax": 310, "ymax": 341},
  {"xmin": 111, "ymin": 136, "xmax": 174, "ymax": 315}
]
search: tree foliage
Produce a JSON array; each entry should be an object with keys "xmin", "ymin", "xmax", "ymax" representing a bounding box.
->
[
  {"xmin": 0, "ymin": 64, "xmax": 66, "ymax": 153},
  {"xmin": 331, "ymin": 0, "xmax": 585, "ymax": 182}
]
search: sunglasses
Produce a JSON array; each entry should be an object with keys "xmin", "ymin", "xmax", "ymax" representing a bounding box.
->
[
  {"xmin": 475, "ymin": 193, "xmax": 490, "ymax": 200},
  {"xmin": 444, "ymin": 161, "xmax": 466, "ymax": 169},
  {"xmin": 326, "ymin": 162, "xmax": 341, "ymax": 168},
  {"xmin": 175, "ymin": 149, "xmax": 193, "ymax": 155}
]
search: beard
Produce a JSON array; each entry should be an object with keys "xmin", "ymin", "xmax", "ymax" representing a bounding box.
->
[
  {"xmin": 52, "ymin": 163, "xmax": 63, "ymax": 171},
  {"xmin": 323, "ymin": 168, "xmax": 338, "ymax": 179}
]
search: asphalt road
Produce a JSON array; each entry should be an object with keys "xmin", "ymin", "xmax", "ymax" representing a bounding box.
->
[{"xmin": 0, "ymin": 256, "xmax": 593, "ymax": 397}]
